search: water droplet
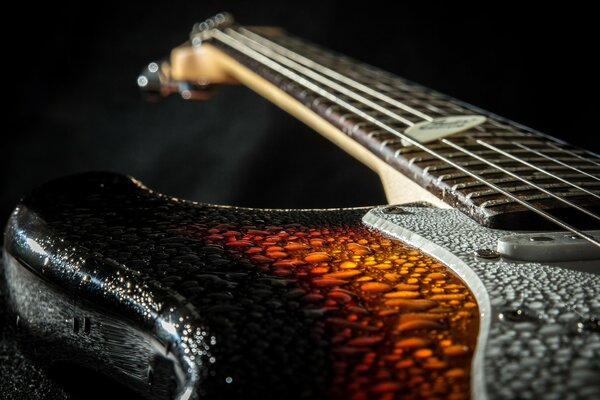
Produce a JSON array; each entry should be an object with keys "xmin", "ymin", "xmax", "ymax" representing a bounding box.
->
[
  {"xmin": 347, "ymin": 243, "xmax": 372, "ymax": 255},
  {"xmin": 266, "ymin": 251, "xmax": 287, "ymax": 259},
  {"xmin": 313, "ymin": 278, "xmax": 348, "ymax": 287},
  {"xmin": 225, "ymin": 376, "xmax": 233, "ymax": 384},
  {"xmin": 225, "ymin": 240, "xmax": 254, "ymax": 248},
  {"xmin": 347, "ymin": 336, "xmax": 383, "ymax": 346},
  {"xmin": 361, "ymin": 282, "xmax": 392, "ymax": 292},
  {"xmin": 324, "ymin": 270, "xmax": 361, "ymax": 279},
  {"xmin": 383, "ymin": 273, "xmax": 400, "ymax": 282},
  {"xmin": 394, "ymin": 283, "xmax": 419, "ymax": 291},
  {"xmin": 301, "ymin": 293, "xmax": 325, "ymax": 303},
  {"xmin": 430, "ymin": 294, "xmax": 466, "ymax": 300},
  {"xmin": 274, "ymin": 258, "xmax": 305, "ymax": 268},
  {"xmin": 395, "ymin": 359, "xmax": 414, "ymax": 368},
  {"xmin": 309, "ymin": 239, "xmax": 325, "ymax": 247},
  {"xmin": 339, "ymin": 261, "xmax": 357, "ymax": 269},
  {"xmin": 250, "ymin": 255, "xmax": 274, "ymax": 263},
  {"xmin": 427, "ymin": 272, "xmax": 446, "ymax": 280},
  {"xmin": 304, "ymin": 252, "xmax": 331, "ymax": 263},
  {"xmin": 373, "ymin": 263, "xmax": 392, "ymax": 270},
  {"xmin": 310, "ymin": 267, "xmax": 329, "ymax": 274},
  {"xmin": 414, "ymin": 348, "xmax": 433, "ymax": 358},
  {"xmin": 443, "ymin": 345, "xmax": 469, "ymax": 356},
  {"xmin": 384, "ymin": 291, "xmax": 420, "ymax": 299},
  {"xmin": 284, "ymin": 243, "xmax": 310, "ymax": 251},
  {"xmin": 396, "ymin": 320, "xmax": 443, "ymax": 332},
  {"xmin": 394, "ymin": 337, "xmax": 429, "ymax": 348},
  {"xmin": 327, "ymin": 291, "xmax": 352, "ymax": 303},
  {"xmin": 446, "ymin": 368, "xmax": 465, "ymax": 378}
]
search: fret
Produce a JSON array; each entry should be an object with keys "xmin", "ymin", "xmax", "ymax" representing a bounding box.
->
[
  {"xmin": 445, "ymin": 174, "xmax": 600, "ymax": 191},
  {"xmin": 480, "ymin": 192, "xmax": 596, "ymax": 209},
  {"xmin": 465, "ymin": 183, "xmax": 600, "ymax": 200},
  {"xmin": 420, "ymin": 159, "xmax": 600, "ymax": 173},
  {"xmin": 379, "ymin": 138, "xmax": 403, "ymax": 151},
  {"xmin": 402, "ymin": 149, "xmax": 591, "ymax": 164},
  {"xmin": 365, "ymin": 129, "xmax": 388, "ymax": 139},
  {"xmin": 451, "ymin": 176, "xmax": 600, "ymax": 191},
  {"xmin": 393, "ymin": 142, "xmax": 451, "ymax": 155},
  {"xmin": 432, "ymin": 166, "xmax": 566, "ymax": 182}
]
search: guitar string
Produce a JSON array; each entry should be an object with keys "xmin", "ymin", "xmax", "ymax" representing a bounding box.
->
[
  {"xmin": 210, "ymin": 28, "xmax": 600, "ymax": 247},
  {"xmin": 476, "ymin": 141, "xmax": 600, "ymax": 198},
  {"xmin": 546, "ymin": 142, "xmax": 600, "ymax": 165},
  {"xmin": 236, "ymin": 26, "xmax": 600, "ymax": 170},
  {"xmin": 513, "ymin": 142, "xmax": 600, "ymax": 181},
  {"xmin": 229, "ymin": 27, "xmax": 600, "ymax": 199},
  {"xmin": 441, "ymin": 139, "xmax": 600, "ymax": 221},
  {"xmin": 225, "ymin": 28, "xmax": 600, "ymax": 203},
  {"xmin": 224, "ymin": 29, "xmax": 416, "ymax": 127},
  {"xmin": 236, "ymin": 27, "xmax": 434, "ymax": 122}
]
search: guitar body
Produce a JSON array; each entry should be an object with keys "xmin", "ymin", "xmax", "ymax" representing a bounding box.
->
[
  {"xmin": 4, "ymin": 172, "xmax": 599, "ymax": 399},
  {"xmin": 3, "ymin": 13, "xmax": 600, "ymax": 400}
]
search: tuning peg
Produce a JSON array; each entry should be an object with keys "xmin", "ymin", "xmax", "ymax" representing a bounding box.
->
[{"xmin": 137, "ymin": 60, "xmax": 214, "ymax": 101}]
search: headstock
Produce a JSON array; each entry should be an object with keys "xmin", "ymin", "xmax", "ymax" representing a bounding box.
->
[{"xmin": 137, "ymin": 13, "xmax": 239, "ymax": 101}]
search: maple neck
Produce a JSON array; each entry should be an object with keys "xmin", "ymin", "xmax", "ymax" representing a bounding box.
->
[{"xmin": 158, "ymin": 14, "xmax": 600, "ymax": 234}]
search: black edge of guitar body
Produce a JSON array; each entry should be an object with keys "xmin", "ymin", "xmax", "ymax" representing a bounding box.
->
[{"xmin": 1, "ymin": 172, "xmax": 371, "ymax": 400}]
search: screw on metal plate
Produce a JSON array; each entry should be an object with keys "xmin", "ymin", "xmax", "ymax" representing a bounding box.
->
[
  {"xmin": 474, "ymin": 248, "xmax": 500, "ymax": 260},
  {"xmin": 572, "ymin": 318, "xmax": 600, "ymax": 334},
  {"xmin": 497, "ymin": 307, "xmax": 537, "ymax": 323},
  {"xmin": 382, "ymin": 206, "xmax": 408, "ymax": 215},
  {"xmin": 529, "ymin": 236, "xmax": 554, "ymax": 242}
]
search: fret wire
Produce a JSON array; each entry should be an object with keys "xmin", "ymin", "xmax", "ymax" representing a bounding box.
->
[
  {"xmin": 236, "ymin": 27, "xmax": 434, "ymax": 122},
  {"xmin": 544, "ymin": 142, "xmax": 600, "ymax": 169},
  {"xmin": 547, "ymin": 141, "xmax": 600, "ymax": 165},
  {"xmin": 211, "ymin": 28, "xmax": 600, "ymax": 247},
  {"xmin": 442, "ymin": 139, "xmax": 600, "ymax": 222},
  {"xmin": 225, "ymin": 28, "xmax": 416, "ymax": 126},
  {"xmin": 477, "ymin": 140, "xmax": 600, "ymax": 198}
]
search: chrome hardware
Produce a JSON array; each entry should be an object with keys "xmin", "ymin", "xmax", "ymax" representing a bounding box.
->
[
  {"xmin": 474, "ymin": 248, "xmax": 500, "ymax": 260},
  {"xmin": 137, "ymin": 61, "xmax": 212, "ymax": 101},
  {"xmin": 497, "ymin": 230, "xmax": 600, "ymax": 263},
  {"xmin": 190, "ymin": 12, "xmax": 234, "ymax": 47}
]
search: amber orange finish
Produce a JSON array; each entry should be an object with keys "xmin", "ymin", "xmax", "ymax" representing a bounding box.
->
[{"xmin": 193, "ymin": 222, "xmax": 479, "ymax": 399}]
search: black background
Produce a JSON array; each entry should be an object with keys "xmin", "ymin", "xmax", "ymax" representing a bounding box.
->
[
  {"xmin": 1, "ymin": 3, "xmax": 599, "ymax": 398},
  {"xmin": 4, "ymin": 1, "xmax": 599, "ymax": 227}
]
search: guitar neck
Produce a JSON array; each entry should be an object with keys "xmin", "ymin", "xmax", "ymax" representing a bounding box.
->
[{"xmin": 166, "ymin": 15, "xmax": 600, "ymax": 231}]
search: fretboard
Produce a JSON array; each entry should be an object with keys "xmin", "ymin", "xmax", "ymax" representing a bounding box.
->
[{"xmin": 200, "ymin": 21, "xmax": 600, "ymax": 230}]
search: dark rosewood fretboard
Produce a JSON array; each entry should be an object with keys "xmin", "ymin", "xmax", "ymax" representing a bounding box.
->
[{"xmin": 205, "ymin": 24, "xmax": 600, "ymax": 230}]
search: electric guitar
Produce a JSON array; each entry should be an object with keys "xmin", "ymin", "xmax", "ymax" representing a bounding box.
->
[{"xmin": 3, "ymin": 13, "xmax": 599, "ymax": 400}]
